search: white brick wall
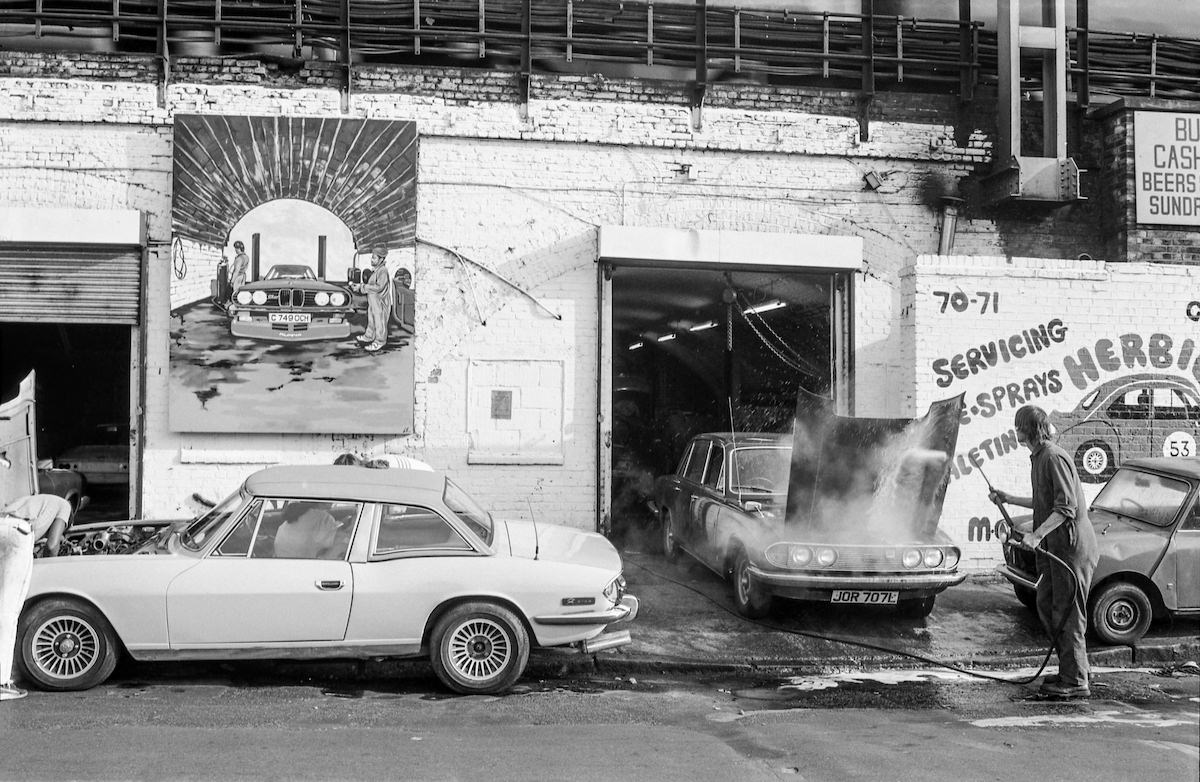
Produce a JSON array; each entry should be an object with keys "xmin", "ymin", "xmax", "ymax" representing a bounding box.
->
[{"xmin": 0, "ymin": 74, "xmax": 1022, "ymax": 534}]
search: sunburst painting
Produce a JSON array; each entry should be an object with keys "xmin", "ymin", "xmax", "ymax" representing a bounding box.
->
[{"xmin": 169, "ymin": 115, "xmax": 418, "ymax": 434}]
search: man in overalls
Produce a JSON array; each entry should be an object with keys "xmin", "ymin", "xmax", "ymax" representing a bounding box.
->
[{"xmin": 355, "ymin": 244, "xmax": 393, "ymax": 353}]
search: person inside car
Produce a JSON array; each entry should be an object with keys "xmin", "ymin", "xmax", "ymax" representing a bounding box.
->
[{"xmin": 273, "ymin": 501, "xmax": 342, "ymax": 560}]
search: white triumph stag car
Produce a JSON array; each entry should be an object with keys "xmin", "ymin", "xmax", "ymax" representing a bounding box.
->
[{"xmin": 18, "ymin": 465, "xmax": 638, "ymax": 695}]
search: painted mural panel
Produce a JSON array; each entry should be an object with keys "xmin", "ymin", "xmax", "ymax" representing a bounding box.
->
[
  {"xmin": 910, "ymin": 257, "xmax": 1200, "ymax": 570},
  {"xmin": 169, "ymin": 115, "xmax": 418, "ymax": 433}
]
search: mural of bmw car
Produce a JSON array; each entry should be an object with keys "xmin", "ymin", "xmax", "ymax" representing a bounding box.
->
[
  {"xmin": 228, "ymin": 264, "xmax": 355, "ymax": 342},
  {"xmin": 1050, "ymin": 373, "xmax": 1200, "ymax": 483}
]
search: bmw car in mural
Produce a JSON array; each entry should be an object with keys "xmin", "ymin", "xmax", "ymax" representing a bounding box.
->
[
  {"xmin": 995, "ymin": 457, "xmax": 1200, "ymax": 644},
  {"xmin": 1050, "ymin": 373, "xmax": 1200, "ymax": 483},
  {"xmin": 226, "ymin": 264, "xmax": 356, "ymax": 342},
  {"xmin": 653, "ymin": 393, "xmax": 967, "ymax": 618},
  {"xmin": 16, "ymin": 465, "xmax": 638, "ymax": 695}
]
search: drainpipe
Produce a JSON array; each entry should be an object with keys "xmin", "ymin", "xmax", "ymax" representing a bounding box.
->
[{"xmin": 938, "ymin": 196, "xmax": 964, "ymax": 255}]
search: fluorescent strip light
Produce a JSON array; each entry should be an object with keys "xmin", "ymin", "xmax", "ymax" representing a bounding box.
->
[
  {"xmin": 744, "ymin": 300, "xmax": 787, "ymax": 315},
  {"xmin": 657, "ymin": 333, "xmax": 677, "ymax": 342},
  {"xmin": 629, "ymin": 341, "xmax": 644, "ymax": 351},
  {"xmin": 689, "ymin": 320, "xmax": 718, "ymax": 332}
]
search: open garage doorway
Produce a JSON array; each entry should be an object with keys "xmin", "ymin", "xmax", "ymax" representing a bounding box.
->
[
  {"xmin": 0, "ymin": 323, "xmax": 133, "ymax": 523},
  {"xmin": 607, "ymin": 264, "xmax": 840, "ymax": 548}
]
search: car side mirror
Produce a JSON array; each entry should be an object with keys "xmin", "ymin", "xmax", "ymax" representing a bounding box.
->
[{"xmin": 743, "ymin": 500, "xmax": 764, "ymax": 514}]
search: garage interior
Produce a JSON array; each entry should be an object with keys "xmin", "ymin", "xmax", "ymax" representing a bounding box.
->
[
  {"xmin": 609, "ymin": 264, "xmax": 835, "ymax": 545},
  {"xmin": 0, "ymin": 323, "xmax": 131, "ymax": 523}
]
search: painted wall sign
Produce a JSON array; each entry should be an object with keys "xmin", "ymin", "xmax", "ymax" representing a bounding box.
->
[
  {"xmin": 1134, "ymin": 111, "xmax": 1200, "ymax": 226},
  {"xmin": 169, "ymin": 114, "xmax": 419, "ymax": 434}
]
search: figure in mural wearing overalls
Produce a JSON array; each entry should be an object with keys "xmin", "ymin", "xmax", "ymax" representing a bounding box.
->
[
  {"xmin": 356, "ymin": 244, "xmax": 393, "ymax": 353},
  {"xmin": 229, "ymin": 240, "xmax": 249, "ymax": 296}
]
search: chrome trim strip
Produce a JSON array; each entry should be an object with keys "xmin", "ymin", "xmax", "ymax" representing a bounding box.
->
[
  {"xmin": 748, "ymin": 566, "xmax": 967, "ymax": 590},
  {"xmin": 533, "ymin": 594, "xmax": 639, "ymax": 626},
  {"xmin": 129, "ymin": 642, "xmax": 423, "ymax": 662}
]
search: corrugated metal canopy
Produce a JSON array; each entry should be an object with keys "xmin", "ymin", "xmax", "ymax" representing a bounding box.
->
[{"xmin": 0, "ymin": 243, "xmax": 142, "ymax": 324}]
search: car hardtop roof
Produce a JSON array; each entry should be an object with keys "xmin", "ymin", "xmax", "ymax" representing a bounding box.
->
[
  {"xmin": 245, "ymin": 464, "xmax": 446, "ymax": 503},
  {"xmin": 1120, "ymin": 457, "xmax": 1200, "ymax": 481},
  {"xmin": 1089, "ymin": 373, "xmax": 1199, "ymax": 395},
  {"xmin": 698, "ymin": 432, "xmax": 791, "ymax": 446}
]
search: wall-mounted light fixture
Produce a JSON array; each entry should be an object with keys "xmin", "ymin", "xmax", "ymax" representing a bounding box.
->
[
  {"xmin": 863, "ymin": 170, "xmax": 883, "ymax": 190},
  {"xmin": 689, "ymin": 320, "xmax": 718, "ymax": 332},
  {"xmin": 743, "ymin": 300, "xmax": 787, "ymax": 315},
  {"xmin": 628, "ymin": 341, "xmax": 644, "ymax": 351},
  {"xmin": 657, "ymin": 333, "xmax": 677, "ymax": 342}
]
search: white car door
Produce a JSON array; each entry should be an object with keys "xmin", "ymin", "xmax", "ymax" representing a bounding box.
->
[
  {"xmin": 344, "ymin": 502, "xmax": 480, "ymax": 644},
  {"xmin": 166, "ymin": 498, "xmax": 357, "ymax": 645}
]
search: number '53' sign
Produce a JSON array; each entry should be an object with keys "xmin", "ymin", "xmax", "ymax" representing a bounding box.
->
[{"xmin": 1163, "ymin": 431, "xmax": 1197, "ymax": 458}]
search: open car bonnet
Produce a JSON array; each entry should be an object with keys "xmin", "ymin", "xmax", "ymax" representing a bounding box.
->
[
  {"xmin": 0, "ymin": 371, "xmax": 39, "ymax": 501},
  {"xmin": 784, "ymin": 389, "xmax": 965, "ymax": 540}
]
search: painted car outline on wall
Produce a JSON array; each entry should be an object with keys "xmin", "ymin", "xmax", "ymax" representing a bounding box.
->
[
  {"xmin": 228, "ymin": 264, "xmax": 356, "ymax": 342},
  {"xmin": 1050, "ymin": 373, "xmax": 1200, "ymax": 483}
]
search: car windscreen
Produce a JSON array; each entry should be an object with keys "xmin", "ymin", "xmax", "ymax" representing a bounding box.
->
[
  {"xmin": 180, "ymin": 488, "xmax": 248, "ymax": 550},
  {"xmin": 730, "ymin": 447, "xmax": 790, "ymax": 494},
  {"xmin": 444, "ymin": 479, "xmax": 494, "ymax": 546},
  {"xmin": 1091, "ymin": 468, "xmax": 1192, "ymax": 527}
]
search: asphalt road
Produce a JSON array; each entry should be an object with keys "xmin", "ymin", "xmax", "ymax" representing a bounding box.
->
[{"xmin": 1, "ymin": 661, "xmax": 1196, "ymax": 781}]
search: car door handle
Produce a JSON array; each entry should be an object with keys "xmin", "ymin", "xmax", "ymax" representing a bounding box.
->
[{"xmin": 315, "ymin": 580, "xmax": 344, "ymax": 591}]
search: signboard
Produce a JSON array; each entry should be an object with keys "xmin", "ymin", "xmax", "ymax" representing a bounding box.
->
[{"xmin": 1134, "ymin": 111, "xmax": 1200, "ymax": 227}]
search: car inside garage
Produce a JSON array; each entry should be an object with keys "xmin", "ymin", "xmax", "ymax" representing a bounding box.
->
[
  {"xmin": 608, "ymin": 263, "xmax": 840, "ymax": 547},
  {"xmin": 0, "ymin": 323, "xmax": 132, "ymax": 523}
]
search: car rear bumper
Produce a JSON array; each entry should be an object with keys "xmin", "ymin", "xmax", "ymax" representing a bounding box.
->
[
  {"xmin": 748, "ymin": 565, "xmax": 966, "ymax": 599},
  {"xmin": 533, "ymin": 595, "xmax": 639, "ymax": 626},
  {"xmin": 995, "ymin": 563, "xmax": 1039, "ymax": 591}
]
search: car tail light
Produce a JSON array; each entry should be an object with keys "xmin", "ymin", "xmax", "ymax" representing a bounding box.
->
[
  {"xmin": 922, "ymin": 548, "xmax": 944, "ymax": 568},
  {"xmin": 603, "ymin": 574, "xmax": 626, "ymax": 603},
  {"xmin": 902, "ymin": 548, "xmax": 922, "ymax": 568},
  {"xmin": 816, "ymin": 547, "xmax": 837, "ymax": 567}
]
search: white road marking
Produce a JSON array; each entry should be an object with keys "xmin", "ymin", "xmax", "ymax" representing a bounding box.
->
[
  {"xmin": 778, "ymin": 666, "xmax": 1154, "ymax": 690},
  {"xmin": 970, "ymin": 710, "xmax": 1199, "ymax": 729}
]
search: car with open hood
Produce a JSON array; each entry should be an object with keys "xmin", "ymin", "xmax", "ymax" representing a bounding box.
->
[
  {"xmin": 16, "ymin": 464, "xmax": 638, "ymax": 695},
  {"xmin": 652, "ymin": 394, "xmax": 967, "ymax": 618},
  {"xmin": 995, "ymin": 457, "xmax": 1200, "ymax": 644},
  {"xmin": 227, "ymin": 263, "xmax": 355, "ymax": 342},
  {"xmin": 1, "ymin": 372, "xmax": 88, "ymax": 523}
]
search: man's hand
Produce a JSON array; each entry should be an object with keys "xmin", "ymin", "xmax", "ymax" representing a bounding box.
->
[
  {"xmin": 1017, "ymin": 531, "xmax": 1043, "ymax": 551},
  {"xmin": 988, "ymin": 488, "xmax": 1009, "ymax": 505}
]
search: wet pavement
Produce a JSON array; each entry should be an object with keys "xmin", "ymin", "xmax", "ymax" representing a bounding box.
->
[{"xmin": 597, "ymin": 550, "xmax": 1200, "ymax": 678}]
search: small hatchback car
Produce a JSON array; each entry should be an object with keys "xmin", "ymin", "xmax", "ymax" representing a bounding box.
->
[
  {"xmin": 996, "ymin": 457, "xmax": 1200, "ymax": 644},
  {"xmin": 18, "ymin": 465, "xmax": 638, "ymax": 694}
]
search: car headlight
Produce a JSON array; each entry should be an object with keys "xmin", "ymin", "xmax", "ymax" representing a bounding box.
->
[
  {"xmin": 235, "ymin": 290, "xmax": 253, "ymax": 305},
  {"xmin": 603, "ymin": 574, "xmax": 626, "ymax": 603},
  {"xmin": 251, "ymin": 290, "xmax": 267, "ymax": 305},
  {"xmin": 788, "ymin": 546, "xmax": 813, "ymax": 568},
  {"xmin": 816, "ymin": 547, "xmax": 837, "ymax": 567},
  {"xmin": 922, "ymin": 548, "xmax": 944, "ymax": 568},
  {"xmin": 330, "ymin": 292, "xmax": 348, "ymax": 307},
  {"xmin": 944, "ymin": 547, "xmax": 960, "ymax": 569},
  {"xmin": 314, "ymin": 291, "xmax": 330, "ymax": 306},
  {"xmin": 902, "ymin": 548, "xmax": 922, "ymax": 568}
]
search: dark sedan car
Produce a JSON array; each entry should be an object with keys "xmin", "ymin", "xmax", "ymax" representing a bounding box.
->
[
  {"xmin": 996, "ymin": 457, "xmax": 1200, "ymax": 644},
  {"xmin": 653, "ymin": 432, "xmax": 965, "ymax": 618},
  {"xmin": 228, "ymin": 264, "xmax": 355, "ymax": 342}
]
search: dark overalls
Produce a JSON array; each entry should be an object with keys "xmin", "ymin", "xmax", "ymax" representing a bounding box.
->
[{"xmin": 1029, "ymin": 441, "xmax": 1099, "ymax": 688}]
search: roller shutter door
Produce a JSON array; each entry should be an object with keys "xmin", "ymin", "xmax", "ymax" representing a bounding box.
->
[{"xmin": 0, "ymin": 243, "xmax": 142, "ymax": 325}]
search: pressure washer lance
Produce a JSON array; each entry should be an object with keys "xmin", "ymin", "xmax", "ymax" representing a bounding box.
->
[{"xmin": 975, "ymin": 462, "xmax": 1016, "ymax": 532}]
